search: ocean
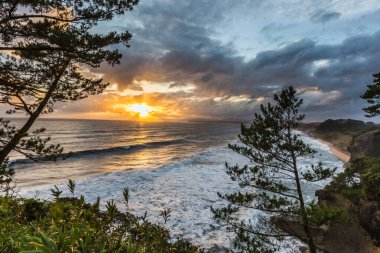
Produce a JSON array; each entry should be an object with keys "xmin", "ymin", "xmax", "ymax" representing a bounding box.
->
[{"xmin": 9, "ymin": 119, "xmax": 344, "ymax": 250}]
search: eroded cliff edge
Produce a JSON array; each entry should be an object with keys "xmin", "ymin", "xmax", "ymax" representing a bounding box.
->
[{"xmin": 283, "ymin": 119, "xmax": 380, "ymax": 253}]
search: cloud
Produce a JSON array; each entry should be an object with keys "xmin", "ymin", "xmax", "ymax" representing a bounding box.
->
[
  {"xmin": 310, "ymin": 9, "xmax": 341, "ymax": 23},
  {"xmin": 20, "ymin": 0, "xmax": 379, "ymax": 122},
  {"xmin": 98, "ymin": 25, "xmax": 380, "ymax": 120}
]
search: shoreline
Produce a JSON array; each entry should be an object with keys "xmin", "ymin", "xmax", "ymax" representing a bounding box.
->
[
  {"xmin": 301, "ymin": 129, "xmax": 351, "ymax": 163},
  {"xmin": 319, "ymin": 139, "xmax": 350, "ymax": 163}
]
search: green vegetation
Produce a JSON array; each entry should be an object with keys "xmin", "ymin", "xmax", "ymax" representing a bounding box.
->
[
  {"xmin": 328, "ymin": 157, "xmax": 380, "ymax": 203},
  {"xmin": 0, "ymin": 0, "xmax": 138, "ymax": 165},
  {"xmin": 299, "ymin": 119, "xmax": 380, "ymax": 155},
  {"xmin": 213, "ymin": 87, "xmax": 337, "ymax": 253},
  {"xmin": 304, "ymin": 202, "xmax": 349, "ymax": 227},
  {"xmin": 362, "ymin": 72, "xmax": 380, "ymax": 117},
  {"xmin": 0, "ymin": 182, "xmax": 201, "ymax": 253},
  {"xmin": 316, "ymin": 119, "xmax": 377, "ymax": 137},
  {"xmin": 0, "ymin": 3, "xmax": 198, "ymax": 250},
  {"xmin": 0, "ymin": 159, "xmax": 14, "ymax": 196},
  {"xmin": 0, "ymin": 3, "xmax": 378, "ymax": 247}
]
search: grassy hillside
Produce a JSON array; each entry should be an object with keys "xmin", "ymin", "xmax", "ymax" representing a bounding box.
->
[{"xmin": 299, "ymin": 119, "xmax": 380, "ymax": 157}]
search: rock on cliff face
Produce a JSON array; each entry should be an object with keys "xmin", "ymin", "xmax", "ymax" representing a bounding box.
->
[
  {"xmin": 315, "ymin": 190, "xmax": 380, "ymax": 253},
  {"xmin": 292, "ymin": 120, "xmax": 380, "ymax": 252},
  {"xmin": 313, "ymin": 128, "xmax": 380, "ymax": 252},
  {"xmin": 358, "ymin": 200, "xmax": 380, "ymax": 242},
  {"xmin": 349, "ymin": 130, "xmax": 380, "ymax": 160}
]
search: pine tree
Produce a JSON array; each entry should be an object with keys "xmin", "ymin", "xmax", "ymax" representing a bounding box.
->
[
  {"xmin": 361, "ymin": 72, "xmax": 380, "ymax": 117},
  {"xmin": 213, "ymin": 87, "xmax": 335, "ymax": 253},
  {"xmin": 0, "ymin": 1, "xmax": 138, "ymax": 165}
]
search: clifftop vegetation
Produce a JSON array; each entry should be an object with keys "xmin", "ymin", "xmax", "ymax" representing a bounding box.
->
[
  {"xmin": 299, "ymin": 119, "xmax": 380, "ymax": 158},
  {"xmin": 316, "ymin": 119, "xmax": 377, "ymax": 134}
]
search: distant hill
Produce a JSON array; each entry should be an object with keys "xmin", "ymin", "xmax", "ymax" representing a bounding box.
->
[
  {"xmin": 299, "ymin": 119, "xmax": 380, "ymax": 159},
  {"xmin": 316, "ymin": 119, "xmax": 376, "ymax": 135}
]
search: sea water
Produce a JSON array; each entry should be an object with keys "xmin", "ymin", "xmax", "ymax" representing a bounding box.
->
[{"xmin": 9, "ymin": 119, "xmax": 343, "ymax": 250}]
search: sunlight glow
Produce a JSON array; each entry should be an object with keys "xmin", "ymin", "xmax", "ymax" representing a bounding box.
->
[{"xmin": 125, "ymin": 103, "xmax": 155, "ymax": 118}]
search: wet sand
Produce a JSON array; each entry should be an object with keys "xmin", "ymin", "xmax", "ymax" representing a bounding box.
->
[
  {"xmin": 319, "ymin": 140, "xmax": 351, "ymax": 163},
  {"xmin": 301, "ymin": 130, "xmax": 351, "ymax": 163}
]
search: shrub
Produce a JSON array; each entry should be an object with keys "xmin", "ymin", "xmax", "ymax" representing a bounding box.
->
[
  {"xmin": 328, "ymin": 157, "xmax": 380, "ymax": 203},
  {"xmin": 305, "ymin": 202, "xmax": 350, "ymax": 226},
  {"xmin": 0, "ymin": 182, "xmax": 202, "ymax": 253},
  {"xmin": 362, "ymin": 163, "xmax": 380, "ymax": 201}
]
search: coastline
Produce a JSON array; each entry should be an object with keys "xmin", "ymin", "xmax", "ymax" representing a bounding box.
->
[
  {"xmin": 301, "ymin": 129, "xmax": 351, "ymax": 163},
  {"xmin": 319, "ymin": 139, "xmax": 351, "ymax": 163}
]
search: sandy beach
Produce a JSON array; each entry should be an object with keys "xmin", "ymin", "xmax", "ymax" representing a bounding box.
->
[
  {"xmin": 301, "ymin": 130, "xmax": 351, "ymax": 163},
  {"xmin": 320, "ymin": 140, "xmax": 351, "ymax": 163}
]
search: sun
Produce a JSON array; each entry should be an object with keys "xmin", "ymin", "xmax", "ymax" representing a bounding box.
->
[{"xmin": 126, "ymin": 103, "xmax": 155, "ymax": 118}]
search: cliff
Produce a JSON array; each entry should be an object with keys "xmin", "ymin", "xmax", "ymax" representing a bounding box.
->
[
  {"xmin": 290, "ymin": 119, "xmax": 380, "ymax": 252},
  {"xmin": 300, "ymin": 119, "xmax": 380, "ymax": 160},
  {"xmin": 349, "ymin": 129, "xmax": 380, "ymax": 160}
]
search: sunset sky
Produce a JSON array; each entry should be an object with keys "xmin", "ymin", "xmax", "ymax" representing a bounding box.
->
[{"xmin": 11, "ymin": 0, "xmax": 380, "ymax": 122}]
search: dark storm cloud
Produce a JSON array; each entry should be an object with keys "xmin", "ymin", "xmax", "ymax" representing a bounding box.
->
[
  {"xmin": 94, "ymin": 0, "xmax": 380, "ymax": 121},
  {"xmin": 310, "ymin": 9, "xmax": 341, "ymax": 23}
]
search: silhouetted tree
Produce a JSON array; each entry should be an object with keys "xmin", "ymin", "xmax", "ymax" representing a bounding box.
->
[
  {"xmin": 213, "ymin": 87, "xmax": 335, "ymax": 253},
  {"xmin": 0, "ymin": 1, "xmax": 138, "ymax": 165},
  {"xmin": 361, "ymin": 72, "xmax": 380, "ymax": 117}
]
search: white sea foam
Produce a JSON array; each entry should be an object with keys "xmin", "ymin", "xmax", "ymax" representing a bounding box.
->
[{"xmin": 18, "ymin": 133, "xmax": 344, "ymax": 251}]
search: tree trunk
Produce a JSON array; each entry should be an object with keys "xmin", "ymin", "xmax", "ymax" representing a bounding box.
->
[
  {"xmin": 0, "ymin": 60, "xmax": 70, "ymax": 165},
  {"xmin": 294, "ymin": 168, "xmax": 317, "ymax": 253},
  {"xmin": 287, "ymin": 125, "xmax": 317, "ymax": 253}
]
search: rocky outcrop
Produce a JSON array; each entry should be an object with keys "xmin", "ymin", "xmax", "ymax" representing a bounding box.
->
[
  {"xmin": 317, "ymin": 189, "xmax": 380, "ymax": 242},
  {"xmin": 315, "ymin": 189, "xmax": 355, "ymax": 211},
  {"xmin": 299, "ymin": 119, "xmax": 380, "ymax": 156},
  {"xmin": 349, "ymin": 130, "xmax": 380, "ymax": 160},
  {"xmin": 274, "ymin": 190, "xmax": 380, "ymax": 253},
  {"xmin": 317, "ymin": 189, "xmax": 377, "ymax": 252},
  {"xmin": 358, "ymin": 200, "xmax": 380, "ymax": 243},
  {"xmin": 272, "ymin": 214, "xmax": 378, "ymax": 253},
  {"xmin": 287, "ymin": 120, "xmax": 380, "ymax": 252}
]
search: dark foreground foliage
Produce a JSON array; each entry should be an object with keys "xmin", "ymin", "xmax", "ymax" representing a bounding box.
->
[
  {"xmin": 362, "ymin": 72, "xmax": 380, "ymax": 117},
  {"xmin": 0, "ymin": 189, "xmax": 201, "ymax": 253},
  {"xmin": 328, "ymin": 157, "xmax": 380, "ymax": 203}
]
